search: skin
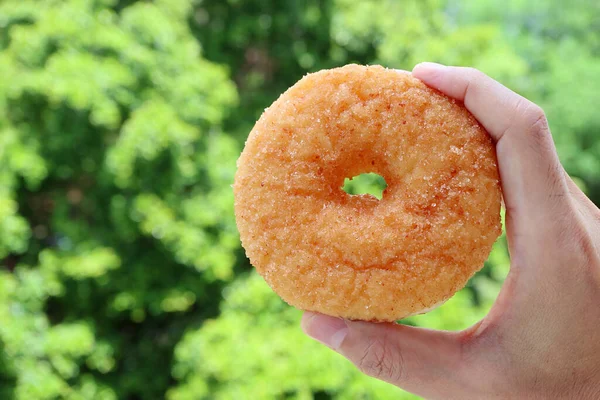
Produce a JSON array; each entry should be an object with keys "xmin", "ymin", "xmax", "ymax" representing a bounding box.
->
[{"xmin": 301, "ymin": 62, "xmax": 600, "ymax": 399}]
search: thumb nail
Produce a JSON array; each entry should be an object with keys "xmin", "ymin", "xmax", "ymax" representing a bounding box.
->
[{"xmin": 301, "ymin": 312, "xmax": 348, "ymax": 350}]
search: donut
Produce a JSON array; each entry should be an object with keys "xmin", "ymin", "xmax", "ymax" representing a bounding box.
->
[{"xmin": 234, "ymin": 64, "xmax": 501, "ymax": 322}]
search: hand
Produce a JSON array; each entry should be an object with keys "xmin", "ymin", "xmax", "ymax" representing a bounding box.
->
[{"xmin": 301, "ymin": 63, "xmax": 600, "ymax": 399}]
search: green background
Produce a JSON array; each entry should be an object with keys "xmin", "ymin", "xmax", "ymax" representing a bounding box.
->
[{"xmin": 0, "ymin": 0, "xmax": 598, "ymax": 398}]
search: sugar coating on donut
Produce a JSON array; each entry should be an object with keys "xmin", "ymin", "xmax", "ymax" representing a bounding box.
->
[{"xmin": 234, "ymin": 64, "xmax": 502, "ymax": 322}]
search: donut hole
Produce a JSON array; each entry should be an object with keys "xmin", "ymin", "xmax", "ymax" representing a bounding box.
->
[{"xmin": 342, "ymin": 172, "xmax": 387, "ymax": 199}]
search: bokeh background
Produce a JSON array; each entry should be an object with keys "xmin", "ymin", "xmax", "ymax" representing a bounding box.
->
[{"xmin": 0, "ymin": 0, "xmax": 598, "ymax": 399}]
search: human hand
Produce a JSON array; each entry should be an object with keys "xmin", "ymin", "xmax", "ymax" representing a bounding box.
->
[{"xmin": 301, "ymin": 63, "xmax": 600, "ymax": 399}]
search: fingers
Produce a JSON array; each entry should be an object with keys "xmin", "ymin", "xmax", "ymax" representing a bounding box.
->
[
  {"xmin": 302, "ymin": 312, "xmax": 470, "ymax": 399},
  {"xmin": 412, "ymin": 63, "xmax": 544, "ymax": 143},
  {"xmin": 412, "ymin": 63, "xmax": 569, "ymax": 235}
]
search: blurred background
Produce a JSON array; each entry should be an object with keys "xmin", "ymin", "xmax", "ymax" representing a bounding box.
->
[{"xmin": 0, "ymin": 0, "xmax": 598, "ymax": 399}]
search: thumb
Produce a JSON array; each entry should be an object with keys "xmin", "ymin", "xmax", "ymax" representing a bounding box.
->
[{"xmin": 302, "ymin": 312, "xmax": 471, "ymax": 399}]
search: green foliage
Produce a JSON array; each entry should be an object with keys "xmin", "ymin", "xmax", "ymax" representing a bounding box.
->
[
  {"xmin": 342, "ymin": 173, "xmax": 388, "ymax": 199},
  {"xmin": 0, "ymin": 0, "xmax": 237, "ymax": 397},
  {"xmin": 0, "ymin": 0, "xmax": 597, "ymax": 399}
]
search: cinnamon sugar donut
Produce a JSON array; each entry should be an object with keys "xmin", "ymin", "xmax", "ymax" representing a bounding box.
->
[{"xmin": 234, "ymin": 64, "xmax": 501, "ymax": 321}]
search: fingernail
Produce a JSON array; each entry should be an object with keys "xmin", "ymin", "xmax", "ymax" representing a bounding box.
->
[
  {"xmin": 301, "ymin": 312, "xmax": 348, "ymax": 350},
  {"xmin": 413, "ymin": 61, "xmax": 447, "ymax": 72}
]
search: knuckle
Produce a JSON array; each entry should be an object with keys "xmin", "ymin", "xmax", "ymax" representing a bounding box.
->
[
  {"xmin": 506, "ymin": 99, "xmax": 556, "ymax": 158},
  {"xmin": 505, "ymin": 98, "xmax": 549, "ymax": 140},
  {"xmin": 356, "ymin": 336, "xmax": 405, "ymax": 383},
  {"xmin": 522, "ymin": 104, "xmax": 549, "ymax": 140},
  {"xmin": 464, "ymin": 67, "xmax": 485, "ymax": 80},
  {"xmin": 460, "ymin": 67, "xmax": 488, "ymax": 100}
]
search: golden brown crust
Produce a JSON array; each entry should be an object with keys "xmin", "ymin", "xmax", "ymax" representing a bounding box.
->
[{"xmin": 234, "ymin": 64, "xmax": 501, "ymax": 321}]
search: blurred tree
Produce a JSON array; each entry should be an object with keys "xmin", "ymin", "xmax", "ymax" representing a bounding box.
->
[{"xmin": 0, "ymin": 0, "xmax": 237, "ymax": 397}]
